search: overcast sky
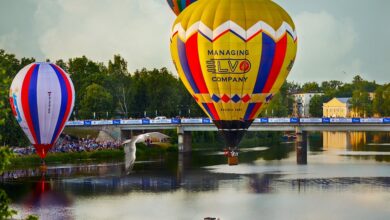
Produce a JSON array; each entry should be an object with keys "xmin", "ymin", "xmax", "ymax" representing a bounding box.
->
[{"xmin": 0, "ymin": 0, "xmax": 389, "ymax": 83}]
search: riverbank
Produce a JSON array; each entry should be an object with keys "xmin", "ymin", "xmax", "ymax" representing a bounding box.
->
[
  {"xmin": 8, "ymin": 144, "xmax": 178, "ymax": 170},
  {"xmin": 6, "ymin": 131, "xmax": 285, "ymax": 170}
]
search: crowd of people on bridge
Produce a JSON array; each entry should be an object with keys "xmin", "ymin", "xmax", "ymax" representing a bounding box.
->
[{"xmin": 12, "ymin": 135, "xmax": 122, "ymax": 156}]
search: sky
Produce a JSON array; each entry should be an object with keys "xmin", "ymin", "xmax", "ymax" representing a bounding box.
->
[{"xmin": 0, "ymin": 0, "xmax": 389, "ymax": 83}]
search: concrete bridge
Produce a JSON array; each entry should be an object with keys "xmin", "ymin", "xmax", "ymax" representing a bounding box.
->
[{"xmin": 66, "ymin": 117, "xmax": 390, "ymax": 156}]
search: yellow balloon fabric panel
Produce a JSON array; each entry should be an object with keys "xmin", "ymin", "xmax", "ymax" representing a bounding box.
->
[{"xmin": 171, "ymin": 0, "xmax": 297, "ymax": 121}]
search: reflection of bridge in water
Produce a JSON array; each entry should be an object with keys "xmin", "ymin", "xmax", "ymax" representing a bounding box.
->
[{"xmin": 2, "ymin": 161, "xmax": 390, "ymax": 197}]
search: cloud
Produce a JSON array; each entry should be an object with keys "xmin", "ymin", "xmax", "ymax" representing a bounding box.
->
[
  {"xmin": 37, "ymin": 0, "xmax": 176, "ymax": 71},
  {"xmin": 289, "ymin": 11, "xmax": 361, "ymax": 82},
  {"xmin": 0, "ymin": 31, "xmax": 19, "ymax": 52},
  {"xmin": 37, "ymin": 2, "xmax": 362, "ymax": 82},
  {"xmin": 1, "ymin": 0, "xmax": 388, "ymax": 83}
]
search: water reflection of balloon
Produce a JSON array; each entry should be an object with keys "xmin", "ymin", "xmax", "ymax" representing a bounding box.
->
[
  {"xmin": 9, "ymin": 63, "xmax": 75, "ymax": 159},
  {"xmin": 23, "ymin": 175, "xmax": 73, "ymax": 219},
  {"xmin": 166, "ymin": 0, "xmax": 198, "ymax": 16},
  {"xmin": 170, "ymin": 0, "xmax": 297, "ymax": 152}
]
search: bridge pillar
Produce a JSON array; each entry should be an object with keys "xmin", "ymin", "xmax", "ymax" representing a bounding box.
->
[
  {"xmin": 177, "ymin": 126, "xmax": 192, "ymax": 153},
  {"xmin": 295, "ymin": 126, "xmax": 307, "ymax": 165}
]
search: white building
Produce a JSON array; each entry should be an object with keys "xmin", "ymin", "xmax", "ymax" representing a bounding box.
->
[{"xmin": 293, "ymin": 93, "xmax": 324, "ymax": 117}]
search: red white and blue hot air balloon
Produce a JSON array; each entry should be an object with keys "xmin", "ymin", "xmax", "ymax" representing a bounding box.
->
[{"xmin": 9, "ymin": 62, "xmax": 75, "ymax": 159}]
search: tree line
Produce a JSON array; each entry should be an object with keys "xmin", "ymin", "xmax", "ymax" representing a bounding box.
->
[
  {"xmin": 304, "ymin": 76, "xmax": 390, "ymax": 117},
  {"xmin": 0, "ymin": 49, "xmax": 389, "ymax": 147}
]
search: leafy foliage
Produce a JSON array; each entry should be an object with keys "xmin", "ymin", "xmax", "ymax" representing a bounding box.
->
[
  {"xmin": 0, "ymin": 189, "xmax": 17, "ymax": 220},
  {"xmin": 309, "ymin": 95, "xmax": 325, "ymax": 117},
  {"xmin": 302, "ymin": 82, "xmax": 320, "ymax": 93},
  {"xmin": 373, "ymin": 84, "xmax": 390, "ymax": 116},
  {"xmin": 350, "ymin": 90, "xmax": 372, "ymax": 117},
  {"xmin": 79, "ymin": 83, "xmax": 114, "ymax": 119},
  {"xmin": 0, "ymin": 72, "xmax": 17, "ymax": 219},
  {"xmin": 261, "ymin": 82, "xmax": 294, "ymax": 117},
  {"xmin": 0, "ymin": 147, "xmax": 13, "ymax": 172}
]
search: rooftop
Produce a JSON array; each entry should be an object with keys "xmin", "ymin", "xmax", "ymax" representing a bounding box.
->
[{"xmin": 336, "ymin": 97, "xmax": 351, "ymax": 103}]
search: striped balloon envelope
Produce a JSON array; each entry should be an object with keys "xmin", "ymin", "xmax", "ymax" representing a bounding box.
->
[
  {"xmin": 166, "ymin": 0, "xmax": 198, "ymax": 15},
  {"xmin": 170, "ymin": 0, "xmax": 297, "ymax": 148},
  {"xmin": 9, "ymin": 62, "xmax": 75, "ymax": 159}
]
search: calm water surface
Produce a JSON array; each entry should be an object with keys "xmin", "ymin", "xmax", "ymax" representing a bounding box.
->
[{"xmin": 1, "ymin": 132, "xmax": 390, "ymax": 220}]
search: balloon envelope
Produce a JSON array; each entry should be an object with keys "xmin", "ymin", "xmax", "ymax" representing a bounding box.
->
[
  {"xmin": 167, "ymin": 0, "xmax": 198, "ymax": 15},
  {"xmin": 9, "ymin": 63, "xmax": 75, "ymax": 158},
  {"xmin": 170, "ymin": 0, "xmax": 297, "ymax": 148}
]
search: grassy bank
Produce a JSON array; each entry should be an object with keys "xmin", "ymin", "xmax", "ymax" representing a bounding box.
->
[
  {"xmin": 10, "ymin": 149, "xmax": 125, "ymax": 168},
  {"xmin": 9, "ymin": 144, "xmax": 178, "ymax": 169}
]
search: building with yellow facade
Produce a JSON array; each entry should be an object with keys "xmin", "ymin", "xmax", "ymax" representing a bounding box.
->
[{"xmin": 323, "ymin": 98, "xmax": 351, "ymax": 117}]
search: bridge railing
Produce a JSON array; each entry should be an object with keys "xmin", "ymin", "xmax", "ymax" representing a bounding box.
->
[{"xmin": 66, "ymin": 117, "xmax": 390, "ymax": 127}]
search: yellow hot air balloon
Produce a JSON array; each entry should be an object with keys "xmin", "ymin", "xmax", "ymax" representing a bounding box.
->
[{"xmin": 170, "ymin": 0, "xmax": 297, "ymax": 150}]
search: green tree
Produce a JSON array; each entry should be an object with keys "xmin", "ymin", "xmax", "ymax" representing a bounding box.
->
[
  {"xmin": 321, "ymin": 80, "xmax": 343, "ymax": 96},
  {"xmin": 380, "ymin": 84, "xmax": 390, "ymax": 116},
  {"xmin": 264, "ymin": 93, "xmax": 288, "ymax": 117},
  {"xmin": 0, "ymin": 50, "xmax": 32, "ymax": 147},
  {"xmin": 0, "ymin": 69, "xmax": 9, "ymax": 127},
  {"xmin": 0, "ymin": 189, "xmax": 17, "ymax": 219},
  {"xmin": 302, "ymin": 82, "xmax": 320, "ymax": 93},
  {"xmin": 130, "ymin": 68, "xmax": 186, "ymax": 118},
  {"xmin": 131, "ymin": 69, "xmax": 150, "ymax": 117},
  {"xmin": 143, "ymin": 68, "xmax": 180, "ymax": 117},
  {"xmin": 373, "ymin": 86, "xmax": 384, "ymax": 116},
  {"xmin": 0, "ymin": 147, "xmax": 12, "ymax": 172},
  {"xmin": 350, "ymin": 90, "xmax": 372, "ymax": 117},
  {"xmin": 352, "ymin": 74, "xmax": 377, "ymax": 92},
  {"xmin": 0, "ymin": 65, "xmax": 16, "ymax": 219},
  {"xmin": 107, "ymin": 55, "xmax": 132, "ymax": 118},
  {"xmin": 0, "ymin": 147, "xmax": 37, "ymax": 220},
  {"xmin": 262, "ymin": 82, "xmax": 293, "ymax": 117},
  {"xmin": 79, "ymin": 83, "xmax": 114, "ymax": 119},
  {"xmin": 55, "ymin": 59, "xmax": 67, "ymax": 70},
  {"xmin": 309, "ymin": 95, "xmax": 325, "ymax": 117},
  {"xmin": 352, "ymin": 75, "xmax": 364, "ymax": 87},
  {"xmin": 372, "ymin": 84, "xmax": 390, "ymax": 117},
  {"xmin": 67, "ymin": 56, "xmax": 108, "ymax": 119},
  {"xmin": 285, "ymin": 81, "xmax": 301, "ymax": 94},
  {"xmin": 335, "ymin": 83, "xmax": 354, "ymax": 97}
]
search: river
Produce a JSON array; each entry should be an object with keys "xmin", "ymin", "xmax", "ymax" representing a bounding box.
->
[{"xmin": 1, "ymin": 131, "xmax": 389, "ymax": 220}]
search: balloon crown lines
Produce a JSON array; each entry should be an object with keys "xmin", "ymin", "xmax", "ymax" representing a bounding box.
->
[{"xmin": 172, "ymin": 21, "xmax": 297, "ymax": 43}]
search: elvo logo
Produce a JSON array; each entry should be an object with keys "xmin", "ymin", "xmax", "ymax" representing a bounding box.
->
[{"xmin": 207, "ymin": 59, "xmax": 251, "ymax": 74}]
